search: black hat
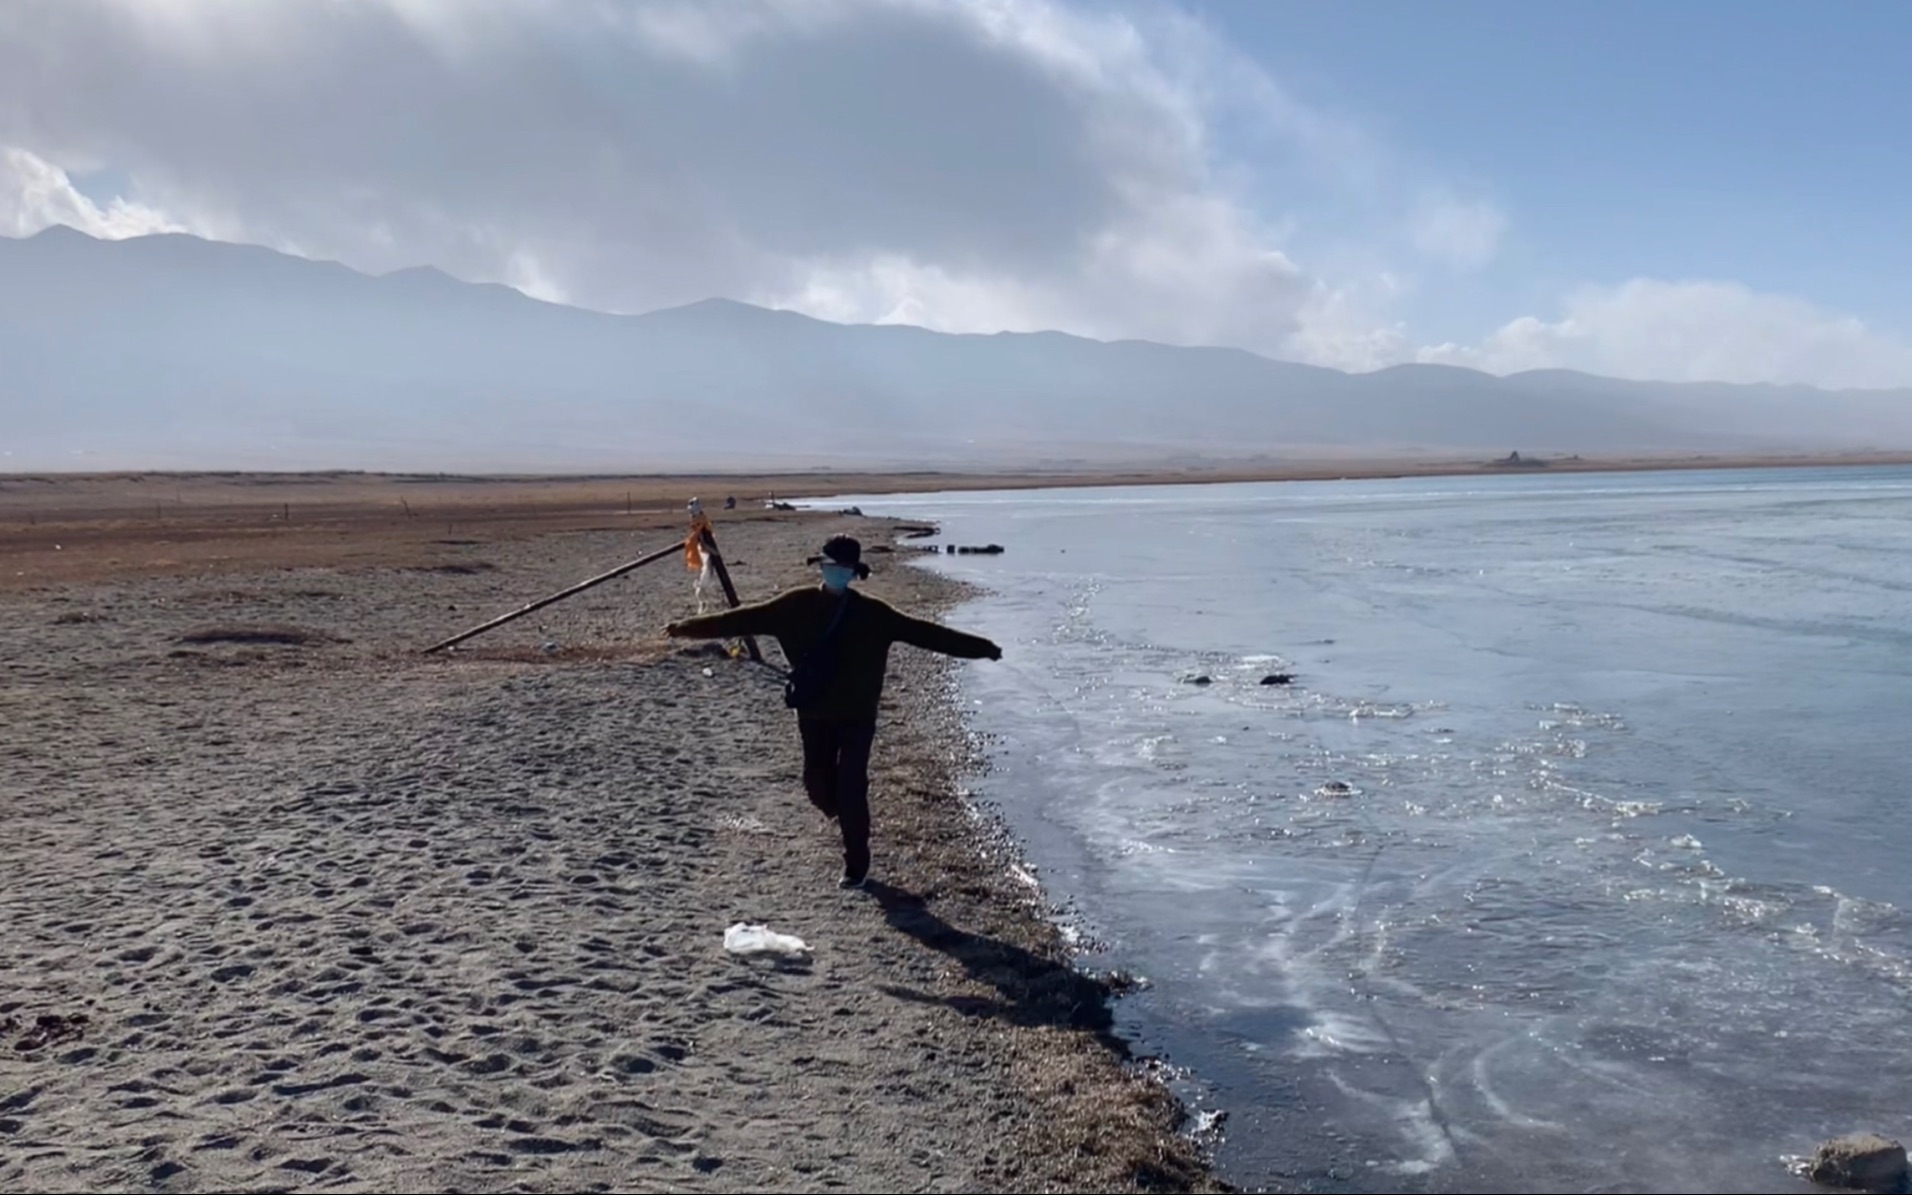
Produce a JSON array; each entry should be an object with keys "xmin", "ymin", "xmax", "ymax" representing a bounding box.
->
[{"xmin": 818, "ymin": 535, "xmax": 872, "ymax": 579}]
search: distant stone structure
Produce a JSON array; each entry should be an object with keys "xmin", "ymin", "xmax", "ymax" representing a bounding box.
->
[{"xmin": 1489, "ymin": 450, "xmax": 1552, "ymax": 469}]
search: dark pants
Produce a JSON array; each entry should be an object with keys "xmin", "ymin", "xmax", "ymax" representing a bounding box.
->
[{"xmin": 798, "ymin": 717, "xmax": 877, "ymax": 879}]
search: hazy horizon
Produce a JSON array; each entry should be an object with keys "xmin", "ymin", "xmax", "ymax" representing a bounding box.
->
[
  {"xmin": 7, "ymin": 224, "xmax": 1912, "ymax": 473},
  {"xmin": 14, "ymin": 223, "xmax": 1912, "ymax": 400}
]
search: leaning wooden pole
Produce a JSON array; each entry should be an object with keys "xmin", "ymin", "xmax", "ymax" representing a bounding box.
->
[
  {"xmin": 420, "ymin": 538, "xmax": 686, "ymax": 654},
  {"xmin": 698, "ymin": 523, "xmax": 764, "ymax": 663}
]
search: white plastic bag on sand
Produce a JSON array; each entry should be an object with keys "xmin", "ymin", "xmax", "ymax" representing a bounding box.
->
[{"xmin": 724, "ymin": 923, "xmax": 810, "ymax": 958}]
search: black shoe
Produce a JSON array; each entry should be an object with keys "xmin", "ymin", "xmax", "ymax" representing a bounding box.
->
[{"xmin": 838, "ymin": 871, "xmax": 868, "ymax": 890}]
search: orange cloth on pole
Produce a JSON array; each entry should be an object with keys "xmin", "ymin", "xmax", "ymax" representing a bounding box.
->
[{"xmin": 685, "ymin": 513, "xmax": 712, "ymax": 571}]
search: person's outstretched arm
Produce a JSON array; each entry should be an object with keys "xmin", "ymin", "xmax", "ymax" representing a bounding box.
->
[
  {"xmin": 667, "ymin": 591, "xmax": 798, "ymax": 640},
  {"xmin": 888, "ymin": 608, "xmax": 1002, "ymax": 660}
]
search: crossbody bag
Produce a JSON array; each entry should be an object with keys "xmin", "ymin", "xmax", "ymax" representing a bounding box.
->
[{"xmin": 782, "ymin": 592, "xmax": 856, "ymax": 711}]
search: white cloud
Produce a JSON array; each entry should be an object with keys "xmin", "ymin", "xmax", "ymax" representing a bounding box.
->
[
  {"xmin": 0, "ymin": 147, "xmax": 178, "ymax": 239},
  {"xmin": 1420, "ymin": 279, "xmax": 1912, "ymax": 389},
  {"xmin": 0, "ymin": 0, "xmax": 1461, "ymax": 361},
  {"xmin": 1409, "ymin": 193, "xmax": 1506, "ymax": 270},
  {"xmin": 1286, "ymin": 278, "xmax": 1413, "ymax": 373}
]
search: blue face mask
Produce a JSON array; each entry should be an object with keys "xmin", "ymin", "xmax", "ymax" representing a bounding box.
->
[{"xmin": 820, "ymin": 563, "xmax": 856, "ymax": 592}]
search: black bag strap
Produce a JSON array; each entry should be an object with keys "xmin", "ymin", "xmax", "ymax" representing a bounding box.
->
[{"xmin": 784, "ymin": 591, "xmax": 855, "ymax": 679}]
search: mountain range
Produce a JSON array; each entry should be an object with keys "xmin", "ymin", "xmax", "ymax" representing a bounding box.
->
[{"xmin": 3, "ymin": 226, "xmax": 1909, "ymax": 472}]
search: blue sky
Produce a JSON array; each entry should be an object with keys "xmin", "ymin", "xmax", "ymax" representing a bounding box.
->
[
  {"xmin": 1, "ymin": 0, "xmax": 1908, "ymax": 388},
  {"xmin": 1199, "ymin": 0, "xmax": 1912, "ymax": 337}
]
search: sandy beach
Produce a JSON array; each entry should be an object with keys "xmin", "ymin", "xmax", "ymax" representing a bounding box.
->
[{"xmin": 0, "ymin": 492, "xmax": 1228, "ymax": 1194}]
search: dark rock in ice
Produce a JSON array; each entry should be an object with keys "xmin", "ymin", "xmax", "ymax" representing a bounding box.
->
[{"xmin": 1809, "ymin": 1134, "xmax": 1909, "ymax": 1193}]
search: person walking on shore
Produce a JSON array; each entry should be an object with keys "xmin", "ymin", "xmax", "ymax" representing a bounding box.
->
[{"xmin": 665, "ymin": 535, "xmax": 1002, "ymax": 889}]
